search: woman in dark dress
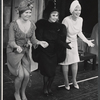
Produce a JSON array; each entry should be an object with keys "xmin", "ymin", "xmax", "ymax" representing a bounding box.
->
[{"xmin": 33, "ymin": 1, "xmax": 71, "ymax": 96}]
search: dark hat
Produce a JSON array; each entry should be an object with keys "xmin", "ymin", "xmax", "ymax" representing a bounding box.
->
[
  {"xmin": 17, "ymin": 0, "xmax": 34, "ymax": 12},
  {"xmin": 43, "ymin": 0, "xmax": 59, "ymax": 17}
]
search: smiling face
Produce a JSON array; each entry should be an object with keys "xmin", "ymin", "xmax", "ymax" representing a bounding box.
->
[
  {"xmin": 21, "ymin": 9, "xmax": 32, "ymax": 21},
  {"xmin": 72, "ymin": 5, "xmax": 81, "ymax": 18},
  {"xmin": 49, "ymin": 11, "xmax": 59, "ymax": 22}
]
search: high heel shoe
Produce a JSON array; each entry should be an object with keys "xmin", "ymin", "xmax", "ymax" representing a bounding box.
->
[
  {"xmin": 74, "ymin": 84, "xmax": 79, "ymax": 89},
  {"xmin": 43, "ymin": 89, "xmax": 49, "ymax": 97},
  {"xmin": 65, "ymin": 85, "xmax": 70, "ymax": 90},
  {"xmin": 43, "ymin": 86, "xmax": 49, "ymax": 96},
  {"xmin": 48, "ymin": 91, "xmax": 53, "ymax": 96},
  {"xmin": 48, "ymin": 88, "xmax": 53, "ymax": 96}
]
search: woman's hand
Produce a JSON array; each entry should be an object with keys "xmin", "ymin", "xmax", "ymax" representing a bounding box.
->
[
  {"xmin": 39, "ymin": 41, "xmax": 49, "ymax": 48},
  {"xmin": 16, "ymin": 46, "xmax": 22, "ymax": 53},
  {"xmin": 87, "ymin": 40, "xmax": 95, "ymax": 47}
]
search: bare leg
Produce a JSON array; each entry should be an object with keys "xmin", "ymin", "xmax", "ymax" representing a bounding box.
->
[
  {"xmin": 62, "ymin": 65, "xmax": 69, "ymax": 87},
  {"xmin": 71, "ymin": 63, "xmax": 78, "ymax": 86},
  {"xmin": 14, "ymin": 66, "xmax": 24, "ymax": 100},
  {"xmin": 21, "ymin": 68, "xmax": 29, "ymax": 100}
]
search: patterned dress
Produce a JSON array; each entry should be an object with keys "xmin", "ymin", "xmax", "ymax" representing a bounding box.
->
[
  {"xmin": 7, "ymin": 20, "xmax": 38, "ymax": 76},
  {"xmin": 60, "ymin": 15, "xmax": 83, "ymax": 65}
]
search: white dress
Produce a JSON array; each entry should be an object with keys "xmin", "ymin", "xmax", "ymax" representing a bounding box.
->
[{"xmin": 60, "ymin": 15, "xmax": 83, "ymax": 65}]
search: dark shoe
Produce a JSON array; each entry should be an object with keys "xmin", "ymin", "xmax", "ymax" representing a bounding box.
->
[
  {"xmin": 49, "ymin": 91, "xmax": 53, "ymax": 96},
  {"xmin": 43, "ymin": 92, "xmax": 49, "ymax": 97},
  {"xmin": 48, "ymin": 87, "xmax": 53, "ymax": 96}
]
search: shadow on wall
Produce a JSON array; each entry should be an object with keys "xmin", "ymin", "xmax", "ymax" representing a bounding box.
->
[{"xmin": 89, "ymin": 23, "xmax": 98, "ymax": 64}]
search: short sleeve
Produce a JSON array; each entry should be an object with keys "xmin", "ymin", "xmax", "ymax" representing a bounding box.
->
[
  {"xmin": 62, "ymin": 18, "xmax": 68, "ymax": 28},
  {"xmin": 30, "ymin": 21, "xmax": 39, "ymax": 48}
]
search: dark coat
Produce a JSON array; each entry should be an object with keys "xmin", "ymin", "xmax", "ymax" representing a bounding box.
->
[{"xmin": 32, "ymin": 19, "xmax": 71, "ymax": 77}]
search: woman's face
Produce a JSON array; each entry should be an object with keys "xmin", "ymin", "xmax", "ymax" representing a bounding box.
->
[
  {"xmin": 72, "ymin": 5, "xmax": 81, "ymax": 18},
  {"xmin": 49, "ymin": 11, "xmax": 59, "ymax": 22},
  {"xmin": 21, "ymin": 9, "xmax": 32, "ymax": 21}
]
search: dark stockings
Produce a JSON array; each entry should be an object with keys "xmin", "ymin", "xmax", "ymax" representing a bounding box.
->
[
  {"xmin": 43, "ymin": 76, "xmax": 54, "ymax": 96},
  {"xmin": 48, "ymin": 77, "xmax": 54, "ymax": 94},
  {"xmin": 43, "ymin": 76, "xmax": 49, "ymax": 94}
]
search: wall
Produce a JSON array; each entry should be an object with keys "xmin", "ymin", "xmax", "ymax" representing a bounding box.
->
[
  {"xmin": 56, "ymin": 0, "xmax": 98, "ymax": 35},
  {"xmin": 3, "ymin": 0, "xmax": 12, "ymax": 48},
  {"xmin": 45, "ymin": 0, "xmax": 98, "ymax": 35}
]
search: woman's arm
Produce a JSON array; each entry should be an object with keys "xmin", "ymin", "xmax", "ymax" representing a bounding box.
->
[
  {"xmin": 8, "ymin": 22, "xmax": 19, "ymax": 48},
  {"xmin": 78, "ymin": 32, "xmax": 88, "ymax": 43},
  {"xmin": 57, "ymin": 24, "xmax": 71, "ymax": 49},
  {"xmin": 8, "ymin": 22, "xmax": 22, "ymax": 53},
  {"xmin": 78, "ymin": 32, "xmax": 94, "ymax": 47},
  {"xmin": 57, "ymin": 36, "xmax": 71, "ymax": 49},
  {"xmin": 30, "ymin": 28, "xmax": 48, "ymax": 48},
  {"xmin": 78, "ymin": 17, "xmax": 94, "ymax": 47},
  {"xmin": 30, "ymin": 30, "xmax": 39, "ymax": 48}
]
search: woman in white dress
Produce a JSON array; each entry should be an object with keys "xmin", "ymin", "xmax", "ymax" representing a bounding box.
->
[{"xmin": 60, "ymin": 0, "xmax": 94, "ymax": 90}]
